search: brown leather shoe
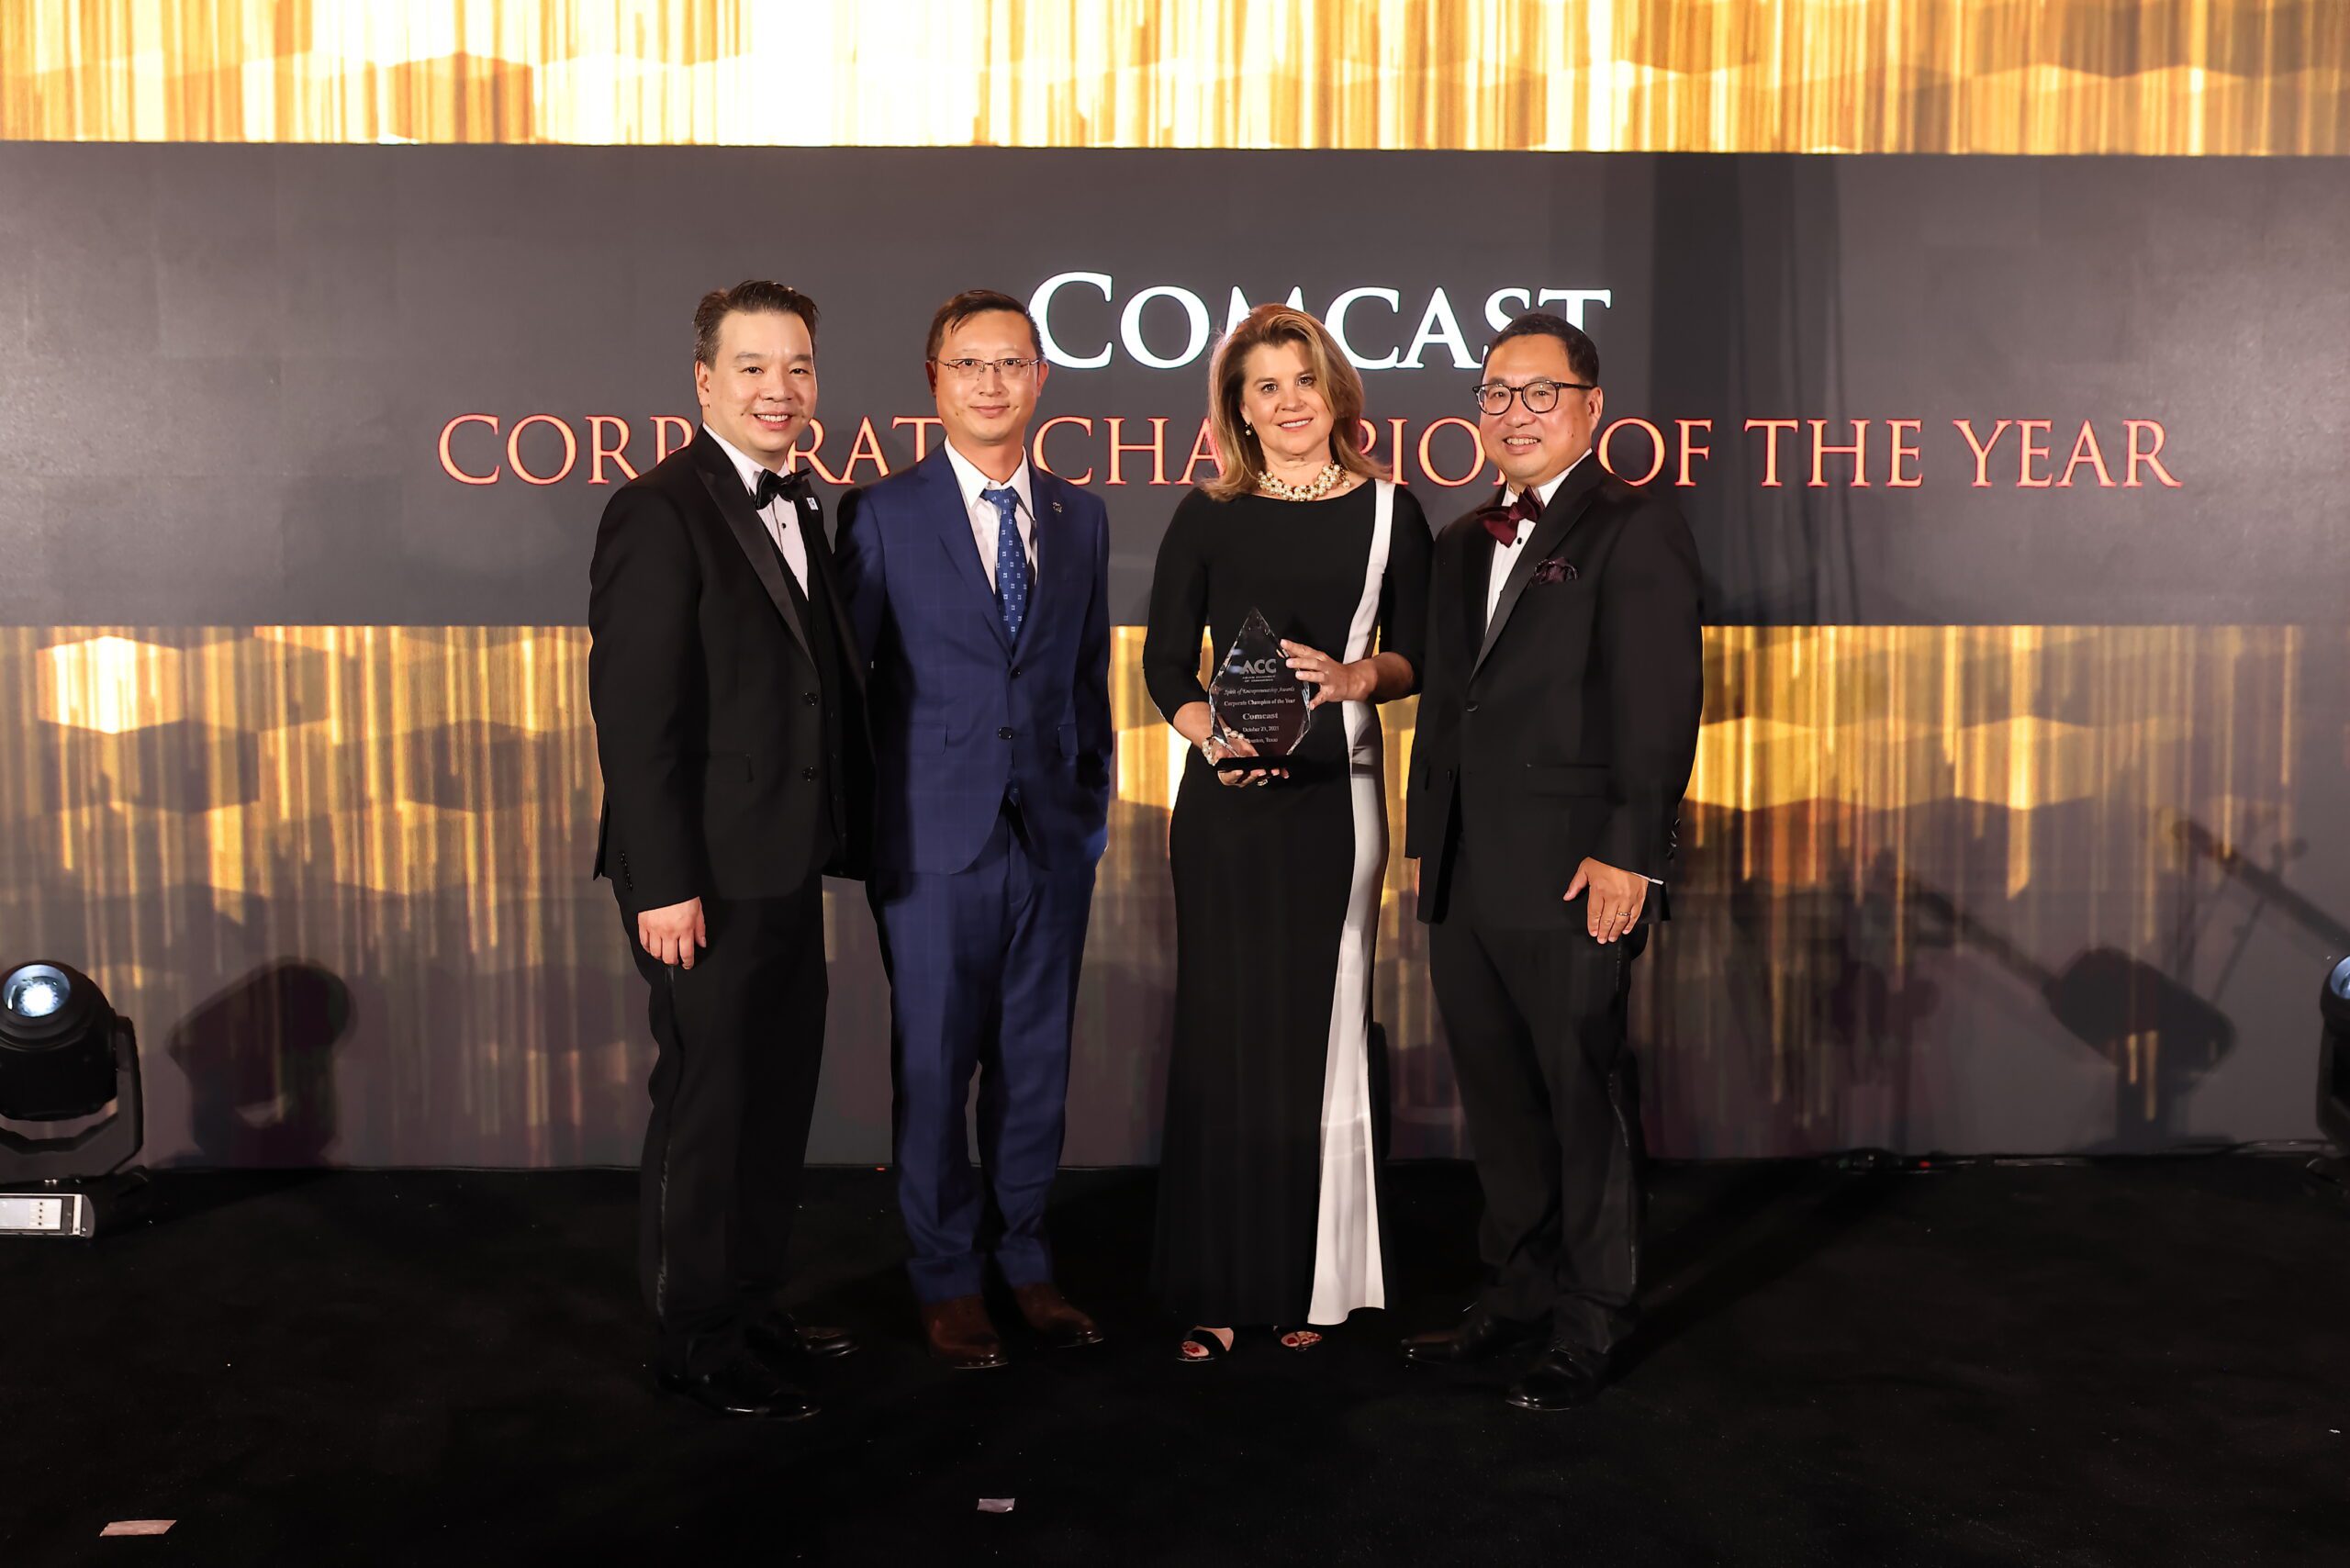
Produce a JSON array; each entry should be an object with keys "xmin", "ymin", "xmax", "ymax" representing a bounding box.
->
[
  {"xmin": 920, "ymin": 1294, "xmax": 1009, "ymax": 1371},
  {"xmin": 1012, "ymin": 1282, "xmax": 1105, "ymax": 1349}
]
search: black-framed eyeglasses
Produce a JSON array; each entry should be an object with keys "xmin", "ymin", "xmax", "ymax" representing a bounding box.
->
[
  {"xmin": 931, "ymin": 356, "xmax": 1044, "ymax": 381},
  {"xmin": 1472, "ymin": 378, "xmax": 1594, "ymax": 416}
]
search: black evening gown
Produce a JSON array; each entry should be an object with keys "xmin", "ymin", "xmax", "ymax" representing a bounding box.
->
[{"xmin": 1144, "ymin": 479, "xmax": 1432, "ymax": 1327}]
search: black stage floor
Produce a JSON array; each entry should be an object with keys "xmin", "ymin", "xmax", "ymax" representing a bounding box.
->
[{"xmin": 2, "ymin": 1159, "xmax": 2346, "ymax": 1566}]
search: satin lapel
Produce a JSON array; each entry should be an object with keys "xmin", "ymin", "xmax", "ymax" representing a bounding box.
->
[
  {"xmin": 799, "ymin": 490, "xmax": 865, "ymax": 698},
  {"xmin": 690, "ymin": 431, "xmax": 811, "ymax": 660},
  {"xmin": 1020, "ymin": 471, "xmax": 1077, "ymax": 655},
  {"xmin": 1458, "ymin": 520, "xmax": 1495, "ymax": 663},
  {"xmin": 920, "ymin": 451, "xmax": 1013, "ymax": 657},
  {"xmin": 1472, "ymin": 459, "xmax": 1606, "ymax": 678}
]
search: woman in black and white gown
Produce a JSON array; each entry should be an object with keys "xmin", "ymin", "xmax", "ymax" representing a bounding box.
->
[{"xmin": 1144, "ymin": 304, "xmax": 1431, "ymax": 1360}]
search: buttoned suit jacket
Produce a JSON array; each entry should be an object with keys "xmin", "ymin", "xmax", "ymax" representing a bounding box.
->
[{"xmin": 835, "ymin": 448, "xmax": 1113, "ymax": 879}]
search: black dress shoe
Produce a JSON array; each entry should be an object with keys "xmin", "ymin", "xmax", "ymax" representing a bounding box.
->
[
  {"xmin": 1401, "ymin": 1308, "xmax": 1544, "ymax": 1366},
  {"xmin": 656, "ymin": 1349, "xmax": 821, "ymax": 1420},
  {"xmin": 744, "ymin": 1310, "xmax": 859, "ymax": 1370},
  {"xmin": 791, "ymin": 1318, "xmax": 860, "ymax": 1361},
  {"xmin": 1505, "ymin": 1347, "xmax": 1611, "ymax": 1412}
]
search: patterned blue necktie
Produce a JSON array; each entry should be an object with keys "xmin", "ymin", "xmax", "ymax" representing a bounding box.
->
[{"xmin": 983, "ymin": 486, "xmax": 1029, "ymax": 642}]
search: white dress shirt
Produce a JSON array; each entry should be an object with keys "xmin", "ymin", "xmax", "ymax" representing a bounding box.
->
[
  {"xmin": 1485, "ymin": 449, "xmax": 1587, "ymax": 625},
  {"xmin": 704, "ymin": 424, "xmax": 811, "ymax": 590},
  {"xmin": 942, "ymin": 442, "xmax": 1038, "ymax": 590}
]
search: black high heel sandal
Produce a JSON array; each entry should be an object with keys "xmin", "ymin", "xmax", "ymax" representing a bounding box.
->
[{"xmin": 1176, "ymin": 1327, "xmax": 1235, "ymax": 1363}]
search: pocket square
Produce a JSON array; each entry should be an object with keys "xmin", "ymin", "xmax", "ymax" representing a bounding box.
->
[{"xmin": 1531, "ymin": 556, "xmax": 1576, "ymax": 585}]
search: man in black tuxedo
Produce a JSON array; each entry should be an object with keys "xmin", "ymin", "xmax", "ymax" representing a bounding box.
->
[
  {"xmin": 1402, "ymin": 313, "xmax": 1703, "ymax": 1410},
  {"xmin": 588, "ymin": 280, "xmax": 871, "ymax": 1419}
]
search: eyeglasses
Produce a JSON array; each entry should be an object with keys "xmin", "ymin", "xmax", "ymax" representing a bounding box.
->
[
  {"xmin": 931, "ymin": 356, "xmax": 1044, "ymax": 381},
  {"xmin": 1472, "ymin": 379, "xmax": 1594, "ymax": 416}
]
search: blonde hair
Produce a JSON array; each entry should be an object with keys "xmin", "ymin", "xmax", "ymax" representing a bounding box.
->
[{"xmin": 1201, "ymin": 304, "xmax": 1386, "ymax": 501}]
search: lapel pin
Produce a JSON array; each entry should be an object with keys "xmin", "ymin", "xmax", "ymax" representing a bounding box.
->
[{"xmin": 1051, "ymin": 500, "xmax": 1063, "ymax": 513}]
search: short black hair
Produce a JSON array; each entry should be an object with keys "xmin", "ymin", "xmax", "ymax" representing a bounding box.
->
[
  {"xmin": 926, "ymin": 288, "xmax": 1043, "ymax": 362},
  {"xmin": 694, "ymin": 280, "xmax": 820, "ymax": 367},
  {"xmin": 1485, "ymin": 311, "xmax": 1599, "ymax": 386}
]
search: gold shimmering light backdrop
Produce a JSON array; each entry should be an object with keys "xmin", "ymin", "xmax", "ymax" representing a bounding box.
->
[
  {"xmin": 4, "ymin": 6, "xmax": 2344, "ymax": 1166},
  {"xmin": 0, "ymin": 627, "xmax": 2326, "ymax": 1162},
  {"xmin": 4, "ymin": 0, "xmax": 2345, "ymax": 153}
]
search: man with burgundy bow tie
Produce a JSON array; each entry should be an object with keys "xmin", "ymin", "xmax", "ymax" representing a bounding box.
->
[
  {"xmin": 1401, "ymin": 313, "xmax": 1703, "ymax": 1410},
  {"xmin": 589, "ymin": 281, "xmax": 871, "ymax": 1418},
  {"xmin": 837, "ymin": 290, "xmax": 1114, "ymax": 1368}
]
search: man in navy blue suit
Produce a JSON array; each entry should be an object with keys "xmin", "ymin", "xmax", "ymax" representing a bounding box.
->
[{"xmin": 836, "ymin": 290, "xmax": 1113, "ymax": 1368}]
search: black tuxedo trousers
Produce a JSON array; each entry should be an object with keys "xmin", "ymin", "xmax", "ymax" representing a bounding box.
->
[
  {"xmin": 1429, "ymin": 835, "xmax": 1644, "ymax": 1353},
  {"xmin": 622, "ymin": 879, "xmax": 825, "ymax": 1350}
]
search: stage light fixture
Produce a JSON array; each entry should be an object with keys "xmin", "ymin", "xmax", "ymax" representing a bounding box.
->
[
  {"xmin": 2319, "ymin": 957, "xmax": 2350, "ymax": 1154},
  {"xmin": 1, "ymin": 962, "xmax": 122, "ymax": 1119},
  {"xmin": 1, "ymin": 960, "xmax": 144, "ymax": 1238},
  {"xmin": 6, "ymin": 966, "xmax": 68, "ymax": 1019}
]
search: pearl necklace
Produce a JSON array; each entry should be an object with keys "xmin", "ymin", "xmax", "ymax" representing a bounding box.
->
[{"xmin": 1256, "ymin": 462, "xmax": 1346, "ymax": 502}]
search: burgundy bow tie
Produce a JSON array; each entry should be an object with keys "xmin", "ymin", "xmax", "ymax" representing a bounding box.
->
[{"xmin": 1477, "ymin": 487, "xmax": 1543, "ymax": 546}]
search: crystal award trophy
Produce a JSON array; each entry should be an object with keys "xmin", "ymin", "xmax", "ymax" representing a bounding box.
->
[{"xmin": 1206, "ymin": 608, "xmax": 1314, "ymax": 770}]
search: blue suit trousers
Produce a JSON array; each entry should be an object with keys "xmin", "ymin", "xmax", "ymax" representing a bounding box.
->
[{"xmin": 870, "ymin": 801, "xmax": 1095, "ymax": 1303}]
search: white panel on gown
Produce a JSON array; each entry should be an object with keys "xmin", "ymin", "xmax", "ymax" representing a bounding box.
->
[{"xmin": 1305, "ymin": 480, "xmax": 1394, "ymax": 1325}]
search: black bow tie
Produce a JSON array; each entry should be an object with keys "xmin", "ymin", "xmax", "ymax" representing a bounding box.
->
[{"xmin": 750, "ymin": 466, "xmax": 811, "ymax": 510}]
